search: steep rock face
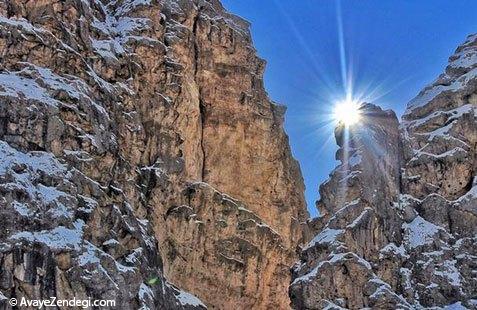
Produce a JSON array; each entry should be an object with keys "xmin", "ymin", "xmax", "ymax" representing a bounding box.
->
[
  {"xmin": 290, "ymin": 34, "xmax": 477, "ymax": 309},
  {"xmin": 0, "ymin": 0, "xmax": 308, "ymax": 309},
  {"xmin": 153, "ymin": 2, "xmax": 309, "ymax": 308},
  {"xmin": 165, "ymin": 182, "xmax": 297, "ymax": 309}
]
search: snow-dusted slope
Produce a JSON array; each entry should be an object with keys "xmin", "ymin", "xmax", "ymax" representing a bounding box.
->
[{"xmin": 291, "ymin": 34, "xmax": 477, "ymax": 309}]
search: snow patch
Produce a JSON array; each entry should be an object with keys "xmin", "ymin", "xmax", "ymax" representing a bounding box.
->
[
  {"xmin": 10, "ymin": 220, "xmax": 85, "ymax": 251},
  {"xmin": 379, "ymin": 243, "xmax": 409, "ymax": 259},
  {"xmin": 403, "ymin": 216, "xmax": 444, "ymax": 249},
  {"xmin": 166, "ymin": 282, "xmax": 206, "ymax": 308},
  {"xmin": 406, "ymin": 67, "xmax": 477, "ymax": 111},
  {"xmin": 434, "ymin": 260, "xmax": 462, "ymax": 287},
  {"xmin": 304, "ymin": 228, "xmax": 343, "ymax": 250}
]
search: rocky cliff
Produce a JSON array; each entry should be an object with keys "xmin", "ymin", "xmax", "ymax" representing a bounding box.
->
[
  {"xmin": 290, "ymin": 34, "xmax": 477, "ymax": 309},
  {"xmin": 0, "ymin": 0, "xmax": 308, "ymax": 309}
]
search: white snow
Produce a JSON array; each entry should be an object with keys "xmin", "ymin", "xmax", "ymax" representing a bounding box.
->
[
  {"xmin": 379, "ymin": 243, "xmax": 409, "ymax": 259},
  {"xmin": 321, "ymin": 300, "xmax": 347, "ymax": 310},
  {"xmin": 399, "ymin": 268, "xmax": 413, "ymax": 290},
  {"xmin": 444, "ymin": 302, "xmax": 468, "ymax": 310},
  {"xmin": 304, "ymin": 228, "xmax": 343, "ymax": 250},
  {"xmin": 0, "ymin": 290, "xmax": 7, "ymax": 301},
  {"xmin": 339, "ymin": 170, "xmax": 361, "ymax": 183},
  {"xmin": 165, "ymin": 282, "xmax": 206, "ymax": 308},
  {"xmin": 451, "ymin": 52, "xmax": 477, "ymax": 68},
  {"xmin": 403, "ymin": 216, "xmax": 444, "ymax": 249},
  {"xmin": 0, "ymin": 63, "xmax": 110, "ymax": 127},
  {"xmin": 347, "ymin": 208, "xmax": 372, "ymax": 229},
  {"xmin": 455, "ymin": 179, "xmax": 477, "ymax": 203},
  {"xmin": 125, "ymin": 248, "xmax": 144, "ymax": 265},
  {"xmin": 64, "ymin": 150, "xmax": 93, "ymax": 162},
  {"xmin": 89, "ymin": 1, "xmax": 159, "ymax": 61},
  {"xmin": 138, "ymin": 282, "xmax": 154, "ymax": 304},
  {"xmin": 405, "ymin": 34, "xmax": 477, "ymax": 112},
  {"xmin": 10, "ymin": 220, "xmax": 85, "ymax": 251},
  {"xmin": 175, "ymin": 289, "xmax": 205, "ymax": 307},
  {"xmin": 434, "ymin": 260, "xmax": 462, "ymax": 287},
  {"xmin": 292, "ymin": 252, "xmax": 372, "ymax": 285},
  {"xmin": 115, "ymin": 0, "xmax": 152, "ymax": 16},
  {"xmin": 449, "ymin": 36, "xmax": 477, "ymax": 69},
  {"xmin": 0, "ymin": 141, "xmax": 76, "ymax": 219},
  {"xmin": 368, "ymin": 277, "xmax": 412, "ymax": 308},
  {"xmin": 406, "ymin": 67, "xmax": 477, "ymax": 111},
  {"xmin": 348, "ymin": 152, "xmax": 362, "ymax": 167},
  {"xmin": 78, "ymin": 242, "xmax": 102, "ymax": 266},
  {"xmin": 12, "ymin": 201, "xmax": 32, "ymax": 217},
  {"xmin": 103, "ymin": 239, "xmax": 120, "ymax": 246},
  {"xmin": 0, "ymin": 16, "xmax": 47, "ymax": 36},
  {"xmin": 405, "ymin": 103, "xmax": 475, "ymax": 134},
  {"xmin": 410, "ymin": 147, "xmax": 467, "ymax": 163},
  {"xmin": 0, "ymin": 72, "xmax": 61, "ymax": 107}
]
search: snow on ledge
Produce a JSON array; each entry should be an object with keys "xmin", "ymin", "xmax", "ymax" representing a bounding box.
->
[
  {"xmin": 403, "ymin": 216, "xmax": 445, "ymax": 249},
  {"xmin": 304, "ymin": 228, "xmax": 343, "ymax": 250}
]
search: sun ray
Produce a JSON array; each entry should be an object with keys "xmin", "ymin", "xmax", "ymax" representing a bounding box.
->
[
  {"xmin": 333, "ymin": 99, "xmax": 361, "ymax": 126},
  {"xmin": 272, "ymin": 0, "xmax": 336, "ymax": 92}
]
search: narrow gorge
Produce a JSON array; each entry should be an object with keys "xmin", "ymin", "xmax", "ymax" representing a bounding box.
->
[{"xmin": 0, "ymin": 0, "xmax": 475, "ymax": 309}]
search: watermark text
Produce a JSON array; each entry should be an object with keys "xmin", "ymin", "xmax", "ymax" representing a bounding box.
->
[{"xmin": 9, "ymin": 296, "xmax": 116, "ymax": 309}]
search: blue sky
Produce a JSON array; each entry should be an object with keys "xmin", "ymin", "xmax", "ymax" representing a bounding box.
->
[{"xmin": 221, "ymin": 0, "xmax": 477, "ymax": 217}]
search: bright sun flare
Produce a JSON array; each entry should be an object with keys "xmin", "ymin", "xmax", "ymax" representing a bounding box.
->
[{"xmin": 333, "ymin": 100, "xmax": 361, "ymax": 126}]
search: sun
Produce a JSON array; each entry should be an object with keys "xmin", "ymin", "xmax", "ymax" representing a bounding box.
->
[{"xmin": 333, "ymin": 100, "xmax": 361, "ymax": 126}]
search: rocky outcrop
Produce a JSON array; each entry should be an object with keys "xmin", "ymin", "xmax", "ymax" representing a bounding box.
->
[
  {"xmin": 0, "ymin": 0, "xmax": 308, "ymax": 309},
  {"xmin": 290, "ymin": 34, "xmax": 477, "ymax": 309}
]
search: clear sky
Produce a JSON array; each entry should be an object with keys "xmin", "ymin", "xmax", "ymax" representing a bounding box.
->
[{"xmin": 221, "ymin": 0, "xmax": 477, "ymax": 217}]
